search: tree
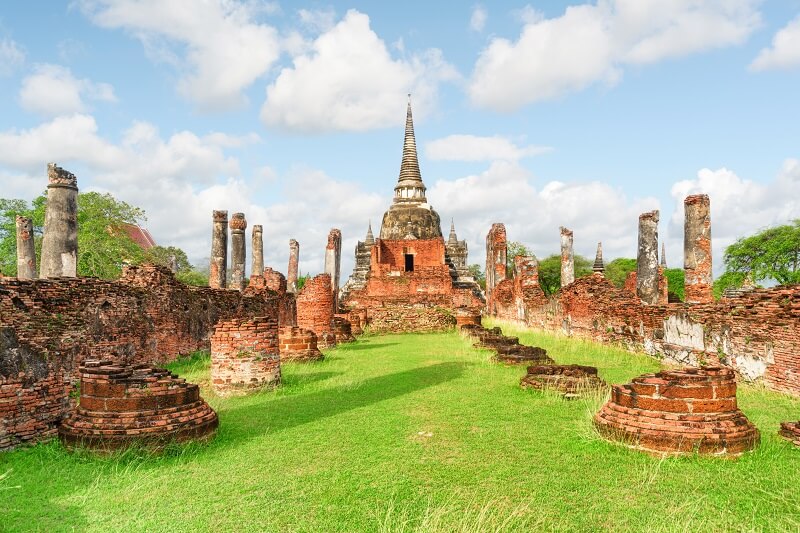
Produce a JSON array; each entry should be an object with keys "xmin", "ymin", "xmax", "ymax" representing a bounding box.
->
[
  {"xmin": 723, "ymin": 220, "xmax": 800, "ymax": 285},
  {"xmin": 663, "ymin": 268, "xmax": 685, "ymax": 301},
  {"xmin": 468, "ymin": 263, "xmax": 485, "ymax": 290},
  {"xmin": 0, "ymin": 198, "xmax": 42, "ymax": 275},
  {"xmin": 604, "ymin": 258, "xmax": 637, "ymax": 288},
  {"xmin": 142, "ymin": 245, "xmax": 192, "ymax": 273},
  {"xmin": 537, "ymin": 254, "xmax": 593, "ymax": 296},
  {"xmin": 506, "ymin": 241, "xmax": 533, "ymax": 278},
  {"xmin": 712, "ymin": 271, "xmax": 747, "ymax": 299}
]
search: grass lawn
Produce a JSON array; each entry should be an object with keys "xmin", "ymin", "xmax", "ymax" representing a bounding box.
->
[{"xmin": 2, "ymin": 322, "xmax": 799, "ymax": 531}]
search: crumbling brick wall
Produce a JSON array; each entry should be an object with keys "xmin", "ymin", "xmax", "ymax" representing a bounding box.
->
[
  {"xmin": 211, "ymin": 317, "xmax": 281, "ymax": 396},
  {"xmin": 507, "ymin": 274, "xmax": 800, "ymax": 396},
  {"xmin": 0, "ymin": 264, "xmax": 280, "ymax": 450},
  {"xmin": 296, "ymin": 273, "xmax": 335, "ymax": 347}
]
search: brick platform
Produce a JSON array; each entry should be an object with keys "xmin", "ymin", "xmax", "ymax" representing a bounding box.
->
[
  {"xmin": 461, "ymin": 324, "xmax": 553, "ymax": 365},
  {"xmin": 58, "ymin": 360, "xmax": 218, "ymax": 452},
  {"xmin": 332, "ymin": 317, "xmax": 356, "ymax": 343},
  {"xmin": 594, "ymin": 367, "xmax": 760, "ymax": 456},
  {"xmin": 278, "ymin": 326, "xmax": 323, "ymax": 362},
  {"xmin": 520, "ymin": 364, "xmax": 607, "ymax": 395},
  {"xmin": 211, "ymin": 317, "xmax": 281, "ymax": 396},
  {"xmin": 779, "ymin": 421, "xmax": 800, "ymax": 447}
]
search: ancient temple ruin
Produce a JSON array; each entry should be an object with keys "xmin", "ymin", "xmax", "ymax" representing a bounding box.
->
[{"xmin": 340, "ymin": 98, "xmax": 483, "ymax": 332}]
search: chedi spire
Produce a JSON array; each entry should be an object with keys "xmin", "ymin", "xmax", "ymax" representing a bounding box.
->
[{"xmin": 393, "ymin": 95, "xmax": 426, "ymax": 204}]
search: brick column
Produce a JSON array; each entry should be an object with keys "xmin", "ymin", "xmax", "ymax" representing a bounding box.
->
[
  {"xmin": 211, "ymin": 317, "xmax": 281, "ymax": 396},
  {"xmin": 684, "ymin": 194, "xmax": 713, "ymax": 304},
  {"xmin": 287, "ymin": 239, "xmax": 300, "ymax": 293},
  {"xmin": 296, "ymin": 273, "xmax": 335, "ymax": 347},
  {"xmin": 324, "ymin": 228, "xmax": 342, "ymax": 312},
  {"xmin": 209, "ymin": 210, "xmax": 228, "ymax": 289},
  {"xmin": 636, "ymin": 210, "xmax": 660, "ymax": 304},
  {"xmin": 560, "ymin": 227, "xmax": 574, "ymax": 287},
  {"xmin": 251, "ymin": 224, "xmax": 264, "ymax": 279},
  {"xmin": 485, "ymin": 223, "xmax": 507, "ymax": 311},
  {"xmin": 39, "ymin": 163, "xmax": 78, "ymax": 278},
  {"xmin": 15, "ymin": 215, "xmax": 36, "ymax": 279},
  {"xmin": 229, "ymin": 212, "xmax": 247, "ymax": 291}
]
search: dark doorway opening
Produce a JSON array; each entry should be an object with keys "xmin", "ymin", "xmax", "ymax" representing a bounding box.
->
[{"xmin": 404, "ymin": 254, "xmax": 414, "ymax": 272}]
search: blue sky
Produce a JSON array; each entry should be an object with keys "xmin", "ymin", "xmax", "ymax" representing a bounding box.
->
[{"xmin": 1, "ymin": 1, "xmax": 799, "ymax": 279}]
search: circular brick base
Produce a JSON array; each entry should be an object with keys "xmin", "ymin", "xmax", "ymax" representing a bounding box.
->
[
  {"xmin": 594, "ymin": 367, "xmax": 760, "ymax": 456},
  {"xmin": 211, "ymin": 317, "xmax": 281, "ymax": 396},
  {"xmin": 521, "ymin": 364, "xmax": 606, "ymax": 394}
]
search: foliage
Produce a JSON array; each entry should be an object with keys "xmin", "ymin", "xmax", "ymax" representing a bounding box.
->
[
  {"xmin": 0, "ymin": 196, "xmax": 45, "ymax": 275},
  {"xmin": 713, "ymin": 271, "xmax": 748, "ymax": 299},
  {"xmin": 141, "ymin": 245, "xmax": 192, "ymax": 273},
  {"xmin": 468, "ymin": 263, "xmax": 485, "ymax": 290},
  {"xmin": 505, "ymin": 241, "xmax": 533, "ymax": 278},
  {"xmin": 176, "ymin": 269, "xmax": 209, "ymax": 287},
  {"xmin": 663, "ymin": 268, "xmax": 685, "ymax": 301},
  {"xmin": 2, "ymin": 329, "xmax": 799, "ymax": 531},
  {"xmin": 604, "ymin": 258, "xmax": 637, "ymax": 288},
  {"xmin": 296, "ymin": 273, "xmax": 310, "ymax": 291},
  {"xmin": 538, "ymin": 254, "xmax": 593, "ymax": 296},
  {"xmin": 723, "ymin": 220, "xmax": 800, "ymax": 285}
]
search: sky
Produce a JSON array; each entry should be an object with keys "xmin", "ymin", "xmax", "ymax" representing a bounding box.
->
[{"xmin": 1, "ymin": 0, "xmax": 799, "ymax": 281}]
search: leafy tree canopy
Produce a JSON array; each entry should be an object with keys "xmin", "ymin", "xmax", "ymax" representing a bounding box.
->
[
  {"xmin": 505, "ymin": 241, "xmax": 534, "ymax": 278},
  {"xmin": 538, "ymin": 254, "xmax": 593, "ymax": 296},
  {"xmin": 723, "ymin": 220, "xmax": 800, "ymax": 285},
  {"xmin": 604, "ymin": 258, "xmax": 637, "ymax": 288},
  {"xmin": 468, "ymin": 263, "xmax": 485, "ymax": 290}
]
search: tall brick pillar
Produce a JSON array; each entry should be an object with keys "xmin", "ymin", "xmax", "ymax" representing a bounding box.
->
[
  {"xmin": 287, "ymin": 239, "xmax": 300, "ymax": 293},
  {"xmin": 296, "ymin": 273, "xmax": 336, "ymax": 347},
  {"xmin": 684, "ymin": 194, "xmax": 713, "ymax": 304},
  {"xmin": 15, "ymin": 215, "xmax": 36, "ymax": 279},
  {"xmin": 324, "ymin": 228, "xmax": 342, "ymax": 312},
  {"xmin": 40, "ymin": 163, "xmax": 78, "ymax": 278},
  {"xmin": 485, "ymin": 223, "xmax": 507, "ymax": 311},
  {"xmin": 637, "ymin": 210, "xmax": 660, "ymax": 304},
  {"xmin": 209, "ymin": 210, "xmax": 228, "ymax": 289},
  {"xmin": 560, "ymin": 226, "xmax": 574, "ymax": 287},
  {"xmin": 252, "ymin": 224, "xmax": 264, "ymax": 278},
  {"xmin": 229, "ymin": 212, "xmax": 247, "ymax": 291}
]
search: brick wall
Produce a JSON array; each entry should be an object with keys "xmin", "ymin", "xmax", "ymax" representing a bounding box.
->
[
  {"xmin": 278, "ymin": 326, "xmax": 323, "ymax": 362},
  {"xmin": 210, "ymin": 317, "xmax": 281, "ymax": 396},
  {"xmin": 0, "ymin": 264, "xmax": 281, "ymax": 450},
  {"xmin": 296, "ymin": 273, "xmax": 335, "ymax": 347},
  {"xmin": 493, "ymin": 273, "xmax": 800, "ymax": 396}
]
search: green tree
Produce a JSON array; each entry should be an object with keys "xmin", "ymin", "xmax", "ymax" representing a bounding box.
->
[
  {"xmin": 506, "ymin": 241, "xmax": 533, "ymax": 277},
  {"xmin": 142, "ymin": 245, "xmax": 192, "ymax": 273},
  {"xmin": 663, "ymin": 268, "xmax": 685, "ymax": 301},
  {"xmin": 468, "ymin": 263, "xmax": 486, "ymax": 290},
  {"xmin": 537, "ymin": 254, "xmax": 593, "ymax": 296},
  {"xmin": 712, "ymin": 271, "xmax": 747, "ymax": 299},
  {"xmin": 0, "ymin": 197, "xmax": 44, "ymax": 275},
  {"xmin": 604, "ymin": 258, "xmax": 637, "ymax": 288},
  {"xmin": 723, "ymin": 220, "xmax": 800, "ymax": 285}
]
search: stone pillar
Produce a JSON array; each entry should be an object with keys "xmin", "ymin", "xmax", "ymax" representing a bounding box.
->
[
  {"xmin": 287, "ymin": 239, "xmax": 300, "ymax": 293},
  {"xmin": 684, "ymin": 194, "xmax": 713, "ymax": 304},
  {"xmin": 40, "ymin": 163, "xmax": 78, "ymax": 278},
  {"xmin": 592, "ymin": 242, "xmax": 604, "ymax": 275},
  {"xmin": 324, "ymin": 228, "xmax": 342, "ymax": 312},
  {"xmin": 514, "ymin": 255, "xmax": 540, "ymax": 288},
  {"xmin": 485, "ymin": 223, "xmax": 507, "ymax": 308},
  {"xmin": 251, "ymin": 224, "xmax": 264, "ymax": 278},
  {"xmin": 636, "ymin": 210, "xmax": 660, "ymax": 304},
  {"xmin": 15, "ymin": 215, "xmax": 36, "ymax": 279},
  {"xmin": 560, "ymin": 227, "xmax": 574, "ymax": 287},
  {"xmin": 209, "ymin": 210, "xmax": 228, "ymax": 289},
  {"xmin": 229, "ymin": 213, "xmax": 247, "ymax": 291}
]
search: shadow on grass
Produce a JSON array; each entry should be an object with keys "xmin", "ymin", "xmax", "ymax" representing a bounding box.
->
[
  {"xmin": 338, "ymin": 342, "xmax": 399, "ymax": 351},
  {"xmin": 217, "ymin": 361, "xmax": 467, "ymax": 445}
]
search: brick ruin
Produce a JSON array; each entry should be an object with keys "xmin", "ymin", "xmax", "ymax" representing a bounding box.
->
[
  {"xmin": 209, "ymin": 210, "xmax": 228, "ymax": 289},
  {"xmin": 684, "ymin": 194, "xmax": 713, "ymax": 304},
  {"xmin": 296, "ymin": 273, "xmax": 336, "ymax": 347},
  {"xmin": 59, "ymin": 360, "xmax": 218, "ymax": 452},
  {"xmin": 594, "ymin": 367, "xmax": 759, "ymax": 456},
  {"xmin": 15, "ymin": 215, "xmax": 36, "ymax": 280},
  {"xmin": 462, "ymin": 324, "xmax": 553, "ymax": 366},
  {"xmin": 324, "ymin": 228, "xmax": 342, "ymax": 312},
  {"xmin": 287, "ymin": 239, "xmax": 300, "ymax": 294},
  {"xmin": 485, "ymin": 199, "xmax": 800, "ymax": 398},
  {"xmin": 210, "ymin": 317, "xmax": 281, "ymax": 396},
  {"xmin": 340, "ymin": 98, "xmax": 483, "ymax": 333},
  {"xmin": 251, "ymin": 224, "xmax": 264, "ymax": 278},
  {"xmin": 520, "ymin": 365, "xmax": 607, "ymax": 396},
  {"xmin": 229, "ymin": 212, "xmax": 247, "ymax": 292},
  {"xmin": 560, "ymin": 226, "xmax": 574, "ymax": 287},
  {"xmin": 485, "ymin": 223, "xmax": 507, "ymax": 315},
  {"xmin": 39, "ymin": 163, "xmax": 78, "ymax": 279},
  {"xmin": 278, "ymin": 326, "xmax": 323, "ymax": 362}
]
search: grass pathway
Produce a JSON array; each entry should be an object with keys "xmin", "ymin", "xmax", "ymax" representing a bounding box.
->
[{"xmin": 1, "ymin": 325, "xmax": 799, "ymax": 531}]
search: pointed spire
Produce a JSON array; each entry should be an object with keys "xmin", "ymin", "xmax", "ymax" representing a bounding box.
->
[
  {"xmin": 448, "ymin": 218, "xmax": 458, "ymax": 245},
  {"xmin": 365, "ymin": 220, "xmax": 375, "ymax": 246},
  {"xmin": 593, "ymin": 241, "xmax": 605, "ymax": 274},
  {"xmin": 394, "ymin": 94, "xmax": 426, "ymax": 203},
  {"xmin": 660, "ymin": 242, "xmax": 667, "ymax": 268}
]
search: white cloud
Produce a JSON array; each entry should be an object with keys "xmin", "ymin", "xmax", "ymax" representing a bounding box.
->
[
  {"xmin": 470, "ymin": 6, "xmax": 487, "ymax": 32},
  {"xmin": 666, "ymin": 162, "xmax": 800, "ymax": 274},
  {"xmin": 297, "ymin": 8, "xmax": 336, "ymax": 33},
  {"xmin": 0, "ymin": 38, "xmax": 25, "ymax": 76},
  {"xmin": 19, "ymin": 64, "xmax": 116, "ymax": 117},
  {"xmin": 427, "ymin": 160, "xmax": 659, "ymax": 264},
  {"xmin": 77, "ymin": 0, "xmax": 280, "ymax": 110},
  {"xmin": 750, "ymin": 15, "xmax": 800, "ymax": 71},
  {"xmin": 261, "ymin": 10, "xmax": 459, "ymax": 132},
  {"xmin": 426, "ymin": 134, "xmax": 551, "ymax": 162},
  {"xmin": 469, "ymin": 0, "xmax": 761, "ymax": 111}
]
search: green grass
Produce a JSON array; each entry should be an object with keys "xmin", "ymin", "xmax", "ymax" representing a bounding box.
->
[{"xmin": 1, "ymin": 324, "xmax": 799, "ymax": 532}]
